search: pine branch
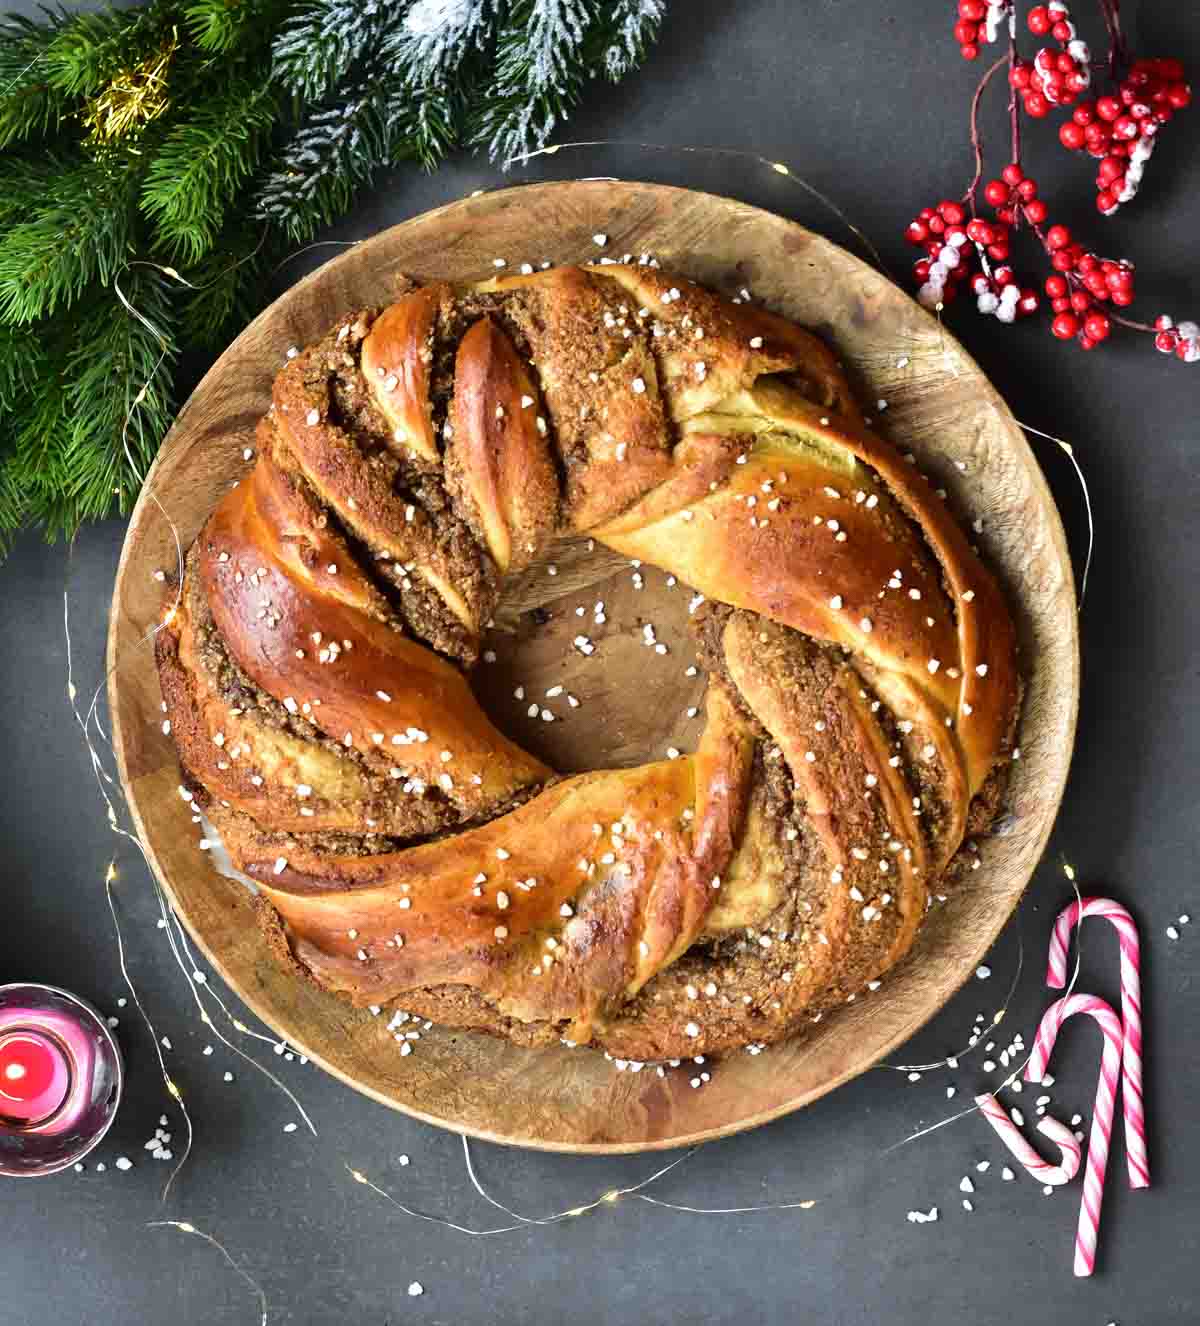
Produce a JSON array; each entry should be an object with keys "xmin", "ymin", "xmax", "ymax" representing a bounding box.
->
[
  {"xmin": 0, "ymin": 10, "xmax": 72, "ymax": 148},
  {"xmin": 255, "ymin": 76, "xmax": 391, "ymax": 242},
  {"xmin": 141, "ymin": 73, "xmax": 278, "ymax": 265},
  {"xmin": 472, "ymin": 0, "xmax": 596, "ymax": 163},
  {"xmin": 179, "ymin": 223, "xmax": 272, "ymax": 347},
  {"xmin": 59, "ymin": 271, "xmax": 177, "ymax": 524},
  {"xmin": 597, "ymin": 0, "xmax": 664, "ymax": 80},
  {"xmin": 0, "ymin": 350, "xmax": 70, "ymax": 541},
  {"xmin": 272, "ymin": 0, "xmax": 386, "ymax": 103},
  {"xmin": 185, "ymin": 0, "xmax": 292, "ymax": 53},
  {"xmin": 0, "ymin": 322, "xmax": 47, "ymax": 412},
  {"xmin": 0, "ymin": 153, "xmax": 136, "ymax": 324},
  {"xmin": 381, "ymin": 0, "xmax": 493, "ymax": 84},
  {"xmin": 41, "ymin": 5, "xmax": 169, "ymax": 98}
]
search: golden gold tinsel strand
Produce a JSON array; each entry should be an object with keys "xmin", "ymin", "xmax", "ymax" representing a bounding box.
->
[{"xmin": 82, "ymin": 29, "xmax": 177, "ymax": 145}]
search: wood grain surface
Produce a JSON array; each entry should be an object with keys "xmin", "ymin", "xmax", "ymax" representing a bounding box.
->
[{"xmin": 107, "ymin": 181, "xmax": 1078, "ymax": 1152}]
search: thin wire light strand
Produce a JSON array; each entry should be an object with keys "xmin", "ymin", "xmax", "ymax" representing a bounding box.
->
[
  {"xmin": 347, "ymin": 1142, "xmax": 699, "ymax": 1237},
  {"xmin": 882, "ymin": 927, "xmax": 1026, "ymax": 1074},
  {"xmin": 148, "ymin": 1221, "xmax": 267, "ymax": 1326},
  {"xmin": 1016, "ymin": 420, "xmax": 1096, "ymax": 607},
  {"xmin": 104, "ymin": 865, "xmax": 194, "ymax": 1200},
  {"xmin": 883, "ymin": 863, "xmax": 1086, "ymax": 1154},
  {"xmin": 505, "ymin": 140, "xmax": 888, "ymax": 274}
]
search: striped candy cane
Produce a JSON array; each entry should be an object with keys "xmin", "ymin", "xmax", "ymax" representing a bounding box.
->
[
  {"xmin": 1046, "ymin": 896, "xmax": 1149, "ymax": 1188},
  {"xmin": 975, "ymin": 1093, "xmax": 1082, "ymax": 1185},
  {"xmin": 1027, "ymin": 994, "xmax": 1123, "ymax": 1278}
]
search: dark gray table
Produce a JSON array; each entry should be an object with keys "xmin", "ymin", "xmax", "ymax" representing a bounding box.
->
[{"xmin": 3, "ymin": 3, "xmax": 1198, "ymax": 1323}]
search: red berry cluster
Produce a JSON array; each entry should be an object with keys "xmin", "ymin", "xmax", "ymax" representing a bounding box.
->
[
  {"xmin": 1028, "ymin": 3, "xmax": 1090, "ymax": 108},
  {"xmin": 1153, "ymin": 316, "xmax": 1200, "ymax": 363},
  {"xmin": 954, "ymin": 0, "xmax": 1006, "ymax": 61},
  {"xmin": 905, "ymin": 199, "xmax": 975, "ymax": 306},
  {"xmin": 1039, "ymin": 224, "xmax": 1132, "ymax": 347},
  {"xmin": 1057, "ymin": 59, "xmax": 1192, "ymax": 213},
  {"xmin": 905, "ymin": 186, "xmax": 1040, "ymax": 322}
]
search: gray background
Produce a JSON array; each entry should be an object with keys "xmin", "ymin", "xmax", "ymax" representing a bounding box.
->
[{"xmin": 2, "ymin": 2, "xmax": 1198, "ymax": 1323}]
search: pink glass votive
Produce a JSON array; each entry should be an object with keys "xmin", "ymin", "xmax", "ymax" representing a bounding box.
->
[{"xmin": 0, "ymin": 984, "xmax": 123, "ymax": 1177}]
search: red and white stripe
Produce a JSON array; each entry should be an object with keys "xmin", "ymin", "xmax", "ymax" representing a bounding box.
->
[
  {"xmin": 1026, "ymin": 994, "xmax": 1123, "ymax": 1278},
  {"xmin": 1046, "ymin": 896, "xmax": 1149, "ymax": 1188},
  {"xmin": 975, "ymin": 1092, "xmax": 1082, "ymax": 1185}
]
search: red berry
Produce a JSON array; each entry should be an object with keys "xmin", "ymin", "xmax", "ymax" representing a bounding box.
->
[
  {"xmin": 1110, "ymin": 287, "xmax": 1135, "ymax": 306},
  {"xmin": 914, "ymin": 259, "xmax": 931, "ymax": 282},
  {"xmin": 1113, "ymin": 115, "xmax": 1140, "ymax": 139},
  {"xmin": 1084, "ymin": 312, "xmax": 1111, "ymax": 341},
  {"xmin": 983, "ymin": 179, "xmax": 1009, "ymax": 206},
  {"xmin": 1074, "ymin": 103, "xmax": 1096, "ymax": 125},
  {"xmin": 1051, "ymin": 296, "xmax": 1072, "ymax": 313},
  {"xmin": 987, "ymin": 241, "xmax": 1010, "ymax": 262},
  {"xmin": 1044, "ymin": 275, "xmax": 1068, "ymax": 299},
  {"xmin": 1059, "ymin": 121, "xmax": 1086, "ymax": 149},
  {"xmin": 1025, "ymin": 91, "xmax": 1051, "ymax": 118},
  {"xmin": 1010, "ymin": 62, "xmax": 1033, "ymax": 90},
  {"xmin": 1046, "ymin": 224, "xmax": 1072, "ymax": 250},
  {"xmin": 959, "ymin": 0, "xmax": 986, "ymax": 17},
  {"xmin": 1001, "ymin": 163, "xmax": 1024, "ymax": 187},
  {"xmin": 1097, "ymin": 156, "xmax": 1125, "ymax": 185},
  {"xmin": 1076, "ymin": 253, "xmax": 1098, "ymax": 274},
  {"xmin": 1051, "ymin": 250, "xmax": 1077, "ymax": 272},
  {"xmin": 1018, "ymin": 289, "xmax": 1040, "ymax": 315},
  {"xmin": 939, "ymin": 200, "xmax": 966, "ymax": 225},
  {"xmin": 954, "ymin": 20, "xmax": 977, "ymax": 43},
  {"xmin": 1107, "ymin": 266, "xmax": 1134, "ymax": 292},
  {"xmin": 1027, "ymin": 5, "xmax": 1051, "ymax": 35},
  {"xmin": 1154, "ymin": 314, "xmax": 1174, "ymax": 331},
  {"xmin": 1051, "ymin": 312, "xmax": 1080, "ymax": 339},
  {"xmin": 1051, "ymin": 19, "xmax": 1072, "ymax": 42},
  {"xmin": 971, "ymin": 273, "xmax": 992, "ymax": 295},
  {"xmin": 961, "ymin": 43, "xmax": 980, "ymax": 60},
  {"xmin": 1070, "ymin": 290, "xmax": 1092, "ymax": 313},
  {"xmin": 906, "ymin": 221, "xmax": 928, "ymax": 244},
  {"xmin": 929, "ymin": 214, "xmax": 946, "ymax": 235},
  {"xmin": 995, "ymin": 206, "xmax": 1016, "ymax": 225},
  {"xmin": 1096, "ymin": 189, "xmax": 1119, "ymax": 213},
  {"xmin": 1017, "ymin": 178, "xmax": 1038, "ymax": 200},
  {"xmin": 1024, "ymin": 199, "xmax": 1048, "ymax": 223},
  {"xmin": 966, "ymin": 219, "xmax": 993, "ymax": 244},
  {"xmin": 1065, "ymin": 71, "xmax": 1089, "ymax": 96},
  {"xmin": 1097, "ymin": 96, "xmax": 1122, "ymax": 121},
  {"xmin": 1084, "ymin": 270, "xmax": 1110, "ymax": 298},
  {"xmin": 1155, "ymin": 330, "xmax": 1179, "ymax": 353},
  {"xmin": 1077, "ymin": 335, "xmax": 1098, "ymax": 351},
  {"xmin": 1168, "ymin": 83, "xmax": 1192, "ymax": 110}
]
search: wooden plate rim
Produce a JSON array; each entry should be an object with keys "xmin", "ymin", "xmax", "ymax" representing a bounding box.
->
[{"xmin": 108, "ymin": 179, "xmax": 1079, "ymax": 1152}]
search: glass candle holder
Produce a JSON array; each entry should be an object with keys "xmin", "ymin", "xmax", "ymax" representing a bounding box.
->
[{"xmin": 0, "ymin": 984, "xmax": 123, "ymax": 1177}]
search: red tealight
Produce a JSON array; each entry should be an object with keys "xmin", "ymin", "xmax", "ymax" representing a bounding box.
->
[{"xmin": 0, "ymin": 1030, "xmax": 70, "ymax": 1123}]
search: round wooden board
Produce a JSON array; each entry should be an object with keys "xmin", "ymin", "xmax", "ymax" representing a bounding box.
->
[{"xmin": 108, "ymin": 181, "xmax": 1078, "ymax": 1153}]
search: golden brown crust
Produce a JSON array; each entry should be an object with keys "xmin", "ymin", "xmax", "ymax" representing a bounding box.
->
[
  {"xmin": 360, "ymin": 284, "xmax": 446, "ymax": 464},
  {"xmin": 445, "ymin": 317, "xmax": 558, "ymax": 573},
  {"xmin": 158, "ymin": 261, "xmax": 1020, "ymax": 1060}
]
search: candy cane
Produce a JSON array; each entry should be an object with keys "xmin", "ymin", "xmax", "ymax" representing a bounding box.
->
[
  {"xmin": 1046, "ymin": 896, "xmax": 1148, "ymax": 1189},
  {"xmin": 975, "ymin": 1093, "xmax": 1082, "ymax": 1185},
  {"xmin": 1027, "ymin": 994, "xmax": 1123, "ymax": 1278}
]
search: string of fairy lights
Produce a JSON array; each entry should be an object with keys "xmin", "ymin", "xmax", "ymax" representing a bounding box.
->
[{"xmin": 59, "ymin": 142, "xmax": 1095, "ymax": 1320}]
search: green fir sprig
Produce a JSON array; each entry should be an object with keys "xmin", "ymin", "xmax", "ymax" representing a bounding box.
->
[{"xmin": 0, "ymin": 0, "xmax": 666, "ymax": 553}]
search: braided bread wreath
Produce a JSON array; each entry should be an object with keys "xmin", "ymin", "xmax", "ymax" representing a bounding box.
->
[{"xmin": 156, "ymin": 261, "xmax": 1020, "ymax": 1066}]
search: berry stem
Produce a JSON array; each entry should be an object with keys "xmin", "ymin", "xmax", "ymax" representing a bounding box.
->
[
  {"xmin": 966, "ymin": 53, "xmax": 1011, "ymax": 215},
  {"xmin": 1096, "ymin": 0, "xmax": 1130, "ymax": 81},
  {"xmin": 1008, "ymin": 22, "xmax": 1021, "ymax": 228}
]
